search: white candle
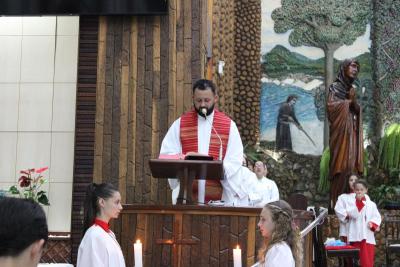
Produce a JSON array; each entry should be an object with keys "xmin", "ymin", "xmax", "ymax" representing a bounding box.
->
[
  {"xmin": 233, "ymin": 244, "xmax": 242, "ymax": 267},
  {"xmin": 134, "ymin": 239, "xmax": 143, "ymax": 267}
]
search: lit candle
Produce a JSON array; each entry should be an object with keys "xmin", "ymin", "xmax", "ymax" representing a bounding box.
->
[
  {"xmin": 233, "ymin": 244, "xmax": 242, "ymax": 267},
  {"xmin": 134, "ymin": 239, "xmax": 143, "ymax": 267}
]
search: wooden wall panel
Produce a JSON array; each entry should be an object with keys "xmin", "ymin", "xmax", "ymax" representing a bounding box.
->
[
  {"xmin": 72, "ymin": 0, "xmax": 221, "ymax": 262},
  {"xmin": 91, "ymin": 0, "xmax": 208, "ymax": 205}
]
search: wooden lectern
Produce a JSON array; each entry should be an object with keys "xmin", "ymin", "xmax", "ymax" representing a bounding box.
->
[{"xmin": 149, "ymin": 159, "xmax": 224, "ymax": 204}]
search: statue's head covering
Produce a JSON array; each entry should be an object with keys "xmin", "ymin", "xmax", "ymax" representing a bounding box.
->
[{"xmin": 335, "ymin": 58, "xmax": 360, "ymax": 88}]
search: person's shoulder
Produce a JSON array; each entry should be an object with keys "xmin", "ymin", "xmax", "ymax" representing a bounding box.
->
[
  {"xmin": 264, "ymin": 177, "xmax": 277, "ymax": 184},
  {"xmin": 84, "ymin": 225, "xmax": 108, "ymax": 241},
  {"xmin": 268, "ymin": 241, "xmax": 292, "ymax": 254},
  {"xmin": 338, "ymin": 193, "xmax": 354, "ymax": 200}
]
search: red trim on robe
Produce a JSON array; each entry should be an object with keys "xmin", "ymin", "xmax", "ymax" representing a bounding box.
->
[
  {"xmin": 356, "ymin": 196, "xmax": 366, "ymax": 212},
  {"xmin": 369, "ymin": 222, "xmax": 379, "ymax": 232},
  {"xmin": 180, "ymin": 109, "xmax": 231, "ymax": 201},
  {"xmin": 93, "ymin": 218, "xmax": 110, "ymax": 233},
  {"xmin": 350, "ymin": 240, "xmax": 375, "ymax": 267}
]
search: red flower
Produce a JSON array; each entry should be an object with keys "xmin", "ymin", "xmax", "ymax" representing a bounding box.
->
[
  {"xmin": 36, "ymin": 167, "xmax": 48, "ymax": 174},
  {"xmin": 19, "ymin": 175, "xmax": 32, "ymax": 187},
  {"xmin": 20, "ymin": 170, "xmax": 30, "ymax": 175}
]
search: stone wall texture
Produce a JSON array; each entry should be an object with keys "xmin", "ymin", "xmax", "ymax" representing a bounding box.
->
[{"xmin": 233, "ymin": 0, "xmax": 261, "ymax": 146}]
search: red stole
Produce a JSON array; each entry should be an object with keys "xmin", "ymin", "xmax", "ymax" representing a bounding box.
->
[{"xmin": 180, "ymin": 109, "xmax": 231, "ymax": 201}]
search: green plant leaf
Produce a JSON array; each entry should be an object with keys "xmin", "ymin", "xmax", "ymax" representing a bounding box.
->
[
  {"xmin": 8, "ymin": 185, "xmax": 20, "ymax": 195},
  {"xmin": 378, "ymin": 123, "xmax": 400, "ymax": 171},
  {"xmin": 319, "ymin": 147, "xmax": 330, "ymax": 193},
  {"xmin": 38, "ymin": 194, "xmax": 50, "ymax": 206}
]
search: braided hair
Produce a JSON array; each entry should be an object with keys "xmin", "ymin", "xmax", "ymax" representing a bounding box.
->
[{"xmin": 258, "ymin": 200, "xmax": 303, "ymax": 266}]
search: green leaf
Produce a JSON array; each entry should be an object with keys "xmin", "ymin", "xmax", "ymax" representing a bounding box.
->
[
  {"xmin": 319, "ymin": 147, "xmax": 330, "ymax": 193},
  {"xmin": 9, "ymin": 185, "xmax": 20, "ymax": 195},
  {"xmin": 38, "ymin": 194, "xmax": 50, "ymax": 206}
]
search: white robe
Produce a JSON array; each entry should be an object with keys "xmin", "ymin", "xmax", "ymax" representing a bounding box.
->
[
  {"xmin": 345, "ymin": 196, "xmax": 381, "ymax": 245},
  {"xmin": 160, "ymin": 111, "xmax": 244, "ymax": 204},
  {"xmin": 263, "ymin": 241, "xmax": 295, "ymax": 267},
  {"xmin": 334, "ymin": 192, "xmax": 356, "ymax": 238},
  {"xmin": 221, "ymin": 166, "xmax": 256, "ymax": 206},
  {"xmin": 247, "ymin": 176, "xmax": 279, "ymax": 207},
  {"xmin": 77, "ymin": 225, "xmax": 126, "ymax": 267}
]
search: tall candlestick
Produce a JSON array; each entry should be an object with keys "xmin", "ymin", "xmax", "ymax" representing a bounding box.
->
[
  {"xmin": 134, "ymin": 239, "xmax": 143, "ymax": 267},
  {"xmin": 233, "ymin": 244, "xmax": 242, "ymax": 267}
]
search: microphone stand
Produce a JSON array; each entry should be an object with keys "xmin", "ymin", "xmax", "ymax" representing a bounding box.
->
[{"xmin": 202, "ymin": 109, "xmax": 223, "ymax": 161}]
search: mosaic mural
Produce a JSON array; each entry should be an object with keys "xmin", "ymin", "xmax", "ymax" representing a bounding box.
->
[{"xmin": 260, "ymin": 0, "xmax": 373, "ymax": 155}]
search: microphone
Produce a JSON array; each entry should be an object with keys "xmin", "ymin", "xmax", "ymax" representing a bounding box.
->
[{"xmin": 201, "ymin": 108, "xmax": 223, "ymax": 161}]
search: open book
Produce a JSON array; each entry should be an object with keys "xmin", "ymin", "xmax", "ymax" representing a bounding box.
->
[{"xmin": 158, "ymin": 153, "xmax": 213, "ymax": 161}]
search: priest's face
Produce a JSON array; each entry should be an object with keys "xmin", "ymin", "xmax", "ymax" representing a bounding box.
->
[
  {"xmin": 100, "ymin": 191, "xmax": 123, "ymax": 220},
  {"xmin": 193, "ymin": 87, "xmax": 218, "ymax": 117},
  {"xmin": 258, "ymin": 207, "xmax": 275, "ymax": 239}
]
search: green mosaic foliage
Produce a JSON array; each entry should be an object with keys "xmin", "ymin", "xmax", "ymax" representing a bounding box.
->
[
  {"xmin": 372, "ymin": 0, "xmax": 400, "ymax": 126},
  {"xmin": 272, "ymin": 0, "xmax": 371, "ymax": 49}
]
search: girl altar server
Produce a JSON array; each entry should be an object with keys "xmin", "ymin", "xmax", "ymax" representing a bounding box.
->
[
  {"xmin": 346, "ymin": 180, "xmax": 381, "ymax": 267},
  {"xmin": 256, "ymin": 200, "xmax": 302, "ymax": 267},
  {"xmin": 77, "ymin": 183, "xmax": 125, "ymax": 267}
]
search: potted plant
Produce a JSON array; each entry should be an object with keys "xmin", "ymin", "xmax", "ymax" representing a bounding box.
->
[{"xmin": 8, "ymin": 167, "xmax": 50, "ymax": 206}]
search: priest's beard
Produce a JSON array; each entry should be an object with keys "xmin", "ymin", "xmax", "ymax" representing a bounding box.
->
[{"xmin": 195, "ymin": 104, "xmax": 215, "ymax": 118}]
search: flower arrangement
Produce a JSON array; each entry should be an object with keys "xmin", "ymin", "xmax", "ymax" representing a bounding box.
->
[{"xmin": 9, "ymin": 167, "xmax": 50, "ymax": 205}]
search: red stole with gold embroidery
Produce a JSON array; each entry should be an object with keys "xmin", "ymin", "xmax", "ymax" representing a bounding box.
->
[{"xmin": 180, "ymin": 109, "xmax": 230, "ymax": 201}]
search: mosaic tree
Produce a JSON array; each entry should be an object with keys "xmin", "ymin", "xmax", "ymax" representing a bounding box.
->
[{"xmin": 272, "ymin": 0, "xmax": 371, "ymax": 146}]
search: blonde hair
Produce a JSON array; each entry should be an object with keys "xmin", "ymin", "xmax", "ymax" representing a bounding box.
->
[{"xmin": 257, "ymin": 200, "xmax": 303, "ymax": 266}]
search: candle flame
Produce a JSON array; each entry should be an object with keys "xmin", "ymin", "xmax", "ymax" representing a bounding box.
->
[
  {"xmin": 136, "ymin": 239, "xmax": 141, "ymax": 244},
  {"xmin": 236, "ymin": 245, "xmax": 240, "ymax": 249}
]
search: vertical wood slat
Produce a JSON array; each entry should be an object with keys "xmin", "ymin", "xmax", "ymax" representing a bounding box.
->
[
  {"xmin": 102, "ymin": 17, "xmax": 115, "ymax": 181},
  {"xmin": 174, "ymin": 213, "xmax": 184, "ymax": 267},
  {"xmin": 110, "ymin": 18, "xmax": 122, "ymax": 186},
  {"xmin": 151, "ymin": 17, "xmax": 161, "ymax": 203},
  {"xmin": 158, "ymin": 14, "xmax": 171, "ymax": 205},
  {"xmin": 71, "ymin": 16, "xmax": 99, "ymax": 264},
  {"xmin": 134, "ymin": 17, "xmax": 146, "ymax": 203},
  {"xmin": 118, "ymin": 17, "xmax": 131, "ymax": 203},
  {"xmin": 143, "ymin": 16, "xmax": 154, "ymax": 203},
  {"xmin": 183, "ymin": 0, "xmax": 192, "ymax": 112},
  {"xmin": 168, "ymin": 0, "xmax": 178, "ymax": 126},
  {"xmin": 127, "ymin": 17, "xmax": 138, "ymax": 203},
  {"xmin": 247, "ymin": 217, "xmax": 257, "ymax": 266},
  {"xmin": 181, "ymin": 214, "xmax": 192, "ymax": 267},
  {"xmin": 176, "ymin": 0, "xmax": 184, "ymax": 117},
  {"xmin": 93, "ymin": 16, "xmax": 107, "ymax": 183}
]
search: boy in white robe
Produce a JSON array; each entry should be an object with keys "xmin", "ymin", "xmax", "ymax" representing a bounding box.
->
[{"xmin": 345, "ymin": 180, "xmax": 381, "ymax": 267}]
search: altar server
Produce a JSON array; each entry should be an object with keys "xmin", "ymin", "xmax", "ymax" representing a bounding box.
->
[
  {"xmin": 77, "ymin": 183, "xmax": 125, "ymax": 267},
  {"xmin": 346, "ymin": 180, "xmax": 381, "ymax": 267}
]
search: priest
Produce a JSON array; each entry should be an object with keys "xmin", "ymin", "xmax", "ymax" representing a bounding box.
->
[{"xmin": 160, "ymin": 79, "xmax": 244, "ymax": 204}]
